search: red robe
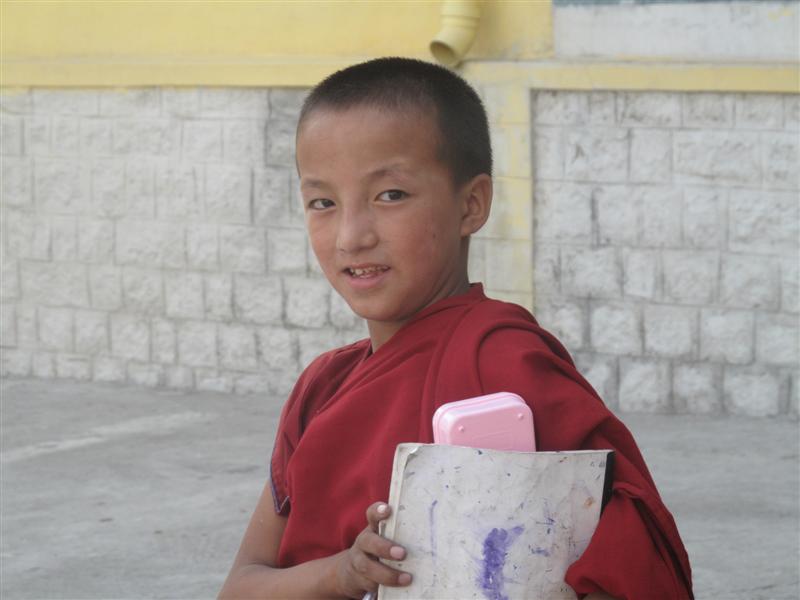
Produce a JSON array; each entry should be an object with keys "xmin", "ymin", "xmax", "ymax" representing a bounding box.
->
[{"xmin": 270, "ymin": 284, "xmax": 693, "ymax": 599}]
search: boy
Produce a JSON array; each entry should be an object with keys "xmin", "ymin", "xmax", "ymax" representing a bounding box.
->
[{"xmin": 219, "ymin": 58, "xmax": 692, "ymax": 599}]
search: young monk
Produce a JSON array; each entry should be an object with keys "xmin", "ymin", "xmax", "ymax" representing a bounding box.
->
[{"xmin": 219, "ymin": 57, "xmax": 693, "ymax": 599}]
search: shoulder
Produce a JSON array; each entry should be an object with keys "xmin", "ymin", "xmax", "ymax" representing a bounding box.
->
[{"xmin": 290, "ymin": 338, "xmax": 371, "ymax": 404}]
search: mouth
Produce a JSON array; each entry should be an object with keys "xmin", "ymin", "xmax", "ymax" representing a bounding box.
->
[{"xmin": 344, "ymin": 265, "xmax": 390, "ymax": 279}]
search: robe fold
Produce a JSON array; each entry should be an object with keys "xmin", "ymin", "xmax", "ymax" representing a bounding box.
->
[{"xmin": 270, "ymin": 284, "xmax": 693, "ymax": 599}]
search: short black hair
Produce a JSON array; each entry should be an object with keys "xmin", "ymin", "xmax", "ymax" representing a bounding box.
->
[{"xmin": 297, "ymin": 57, "xmax": 492, "ymax": 186}]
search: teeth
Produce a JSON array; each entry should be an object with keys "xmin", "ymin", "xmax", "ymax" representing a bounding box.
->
[{"xmin": 349, "ymin": 266, "xmax": 387, "ymax": 277}]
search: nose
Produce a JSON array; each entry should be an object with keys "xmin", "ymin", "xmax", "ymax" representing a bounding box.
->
[{"xmin": 336, "ymin": 204, "xmax": 378, "ymax": 254}]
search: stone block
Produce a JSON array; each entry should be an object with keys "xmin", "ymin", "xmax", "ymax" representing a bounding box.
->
[
  {"xmin": 756, "ymin": 313, "xmax": 799, "ymax": 366},
  {"xmin": 116, "ymin": 221, "xmax": 185, "ymax": 268},
  {"xmin": 728, "ymin": 190, "xmax": 798, "ymax": 254},
  {"xmin": 682, "ymin": 93, "xmax": 734, "ymax": 128},
  {"xmin": 127, "ymin": 363, "xmax": 163, "ymax": 388},
  {"xmin": 763, "ymin": 132, "xmax": 799, "ymax": 190},
  {"xmin": 329, "ymin": 291, "xmax": 361, "ymax": 330},
  {"xmin": 720, "ymin": 254, "xmax": 779, "ymax": 310},
  {"xmin": 125, "ymin": 161, "xmax": 156, "ymax": 218},
  {"xmin": 674, "ymin": 131, "xmax": 761, "ymax": 187},
  {"xmin": 618, "ymin": 358, "xmax": 672, "ymax": 413},
  {"xmin": 1, "ymin": 157, "xmax": 32, "ymax": 207},
  {"xmin": 285, "ymin": 277, "xmax": 330, "ymax": 328},
  {"xmin": 735, "ymin": 94, "xmax": 783, "ymax": 130},
  {"xmin": 5, "ymin": 211, "xmax": 51, "ymax": 260},
  {"xmin": 485, "ymin": 240, "xmax": 533, "ymax": 293},
  {"xmin": 177, "ymin": 321, "xmax": 217, "ymax": 367},
  {"xmin": 152, "ymin": 318, "xmax": 176, "ymax": 364},
  {"xmin": 234, "ymin": 274, "xmax": 283, "ymax": 324},
  {"xmin": 56, "ymin": 354, "xmax": 91, "ymax": 381},
  {"xmin": 162, "ymin": 89, "xmax": 200, "ymax": 117},
  {"xmin": 205, "ymin": 273, "xmax": 234, "ymax": 320},
  {"xmin": 617, "ymin": 92, "xmax": 681, "ymax": 127},
  {"xmin": 564, "ymin": 128, "xmax": 628, "ymax": 182},
  {"xmin": 468, "ymin": 237, "xmax": 487, "ymax": 287},
  {"xmin": 562, "ymin": 247, "xmax": 621, "ymax": 299},
  {"xmin": 630, "ymin": 129, "xmax": 672, "ymax": 183},
  {"xmin": 662, "ymin": 250, "xmax": 717, "ymax": 305},
  {"xmin": 32, "ymin": 352, "xmax": 55, "ymax": 379},
  {"xmin": 223, "ymin": 120, "xmax": 259, "ymax": 164},
  {"xmin": 182, "ymin": 120, "xmax": 222, "ymax": 161},
  {"xmin": 532, "ymin": 126, "xmax": 563, "ymax": 180},
  {"xmin": 25, "ymin": 117, "xmax": 50, "ymax": 155},
  {"xmin": 15, "ymin": 305, "xmax": 36, "ymax": 347},
  {"xmin": 1, "ymin": 115, "xmax": 23, "ymax": 155},
  {"xmin": 534, "ymin": 182, "xmax": 592, "ymax": 244},
  {"xmin": 91, "ymin": 159, "xmax": 127, "ymax": 217},
  {"xmin": 1, "ymin": 259, "xmax": 19, "ymax": 301},
  {"xmin": 234, "ymin": 373, "xmax": 272, "ymax": 395},
  {"xmin": 93, "ymin": 356, "xmax": 126, "ymax": 383},
  {"xmin": 268, "ymin": 228, "xmax": 308, "ymax": 273},
  {"xmin": 673, "ymin": 363, "xmax": 722, "ymax": 414},
  {"xmin": 110, "ymin": 314, "xmax": 150, "ymax": 362},
  {"xmin": 112, "ymin": 119, "xmax": 179, "ymax": 156},
  {"xmin": 590, "ymin": 302, "xmax": 641, "ymax": 355},
  {"xmin": 532, "ymin": 91, "xmax": 588, "ymax": 125},
  {"xmin": 164, "ymin": 365, "xmax": 194, "ymax": 389},
  {"xmin": 21, "ymin": 262, "xmax": 89, "ymax": 307},
  {"xmin": 155, "ymin": 163, "xmax": 203, "ymax": 221},
  {"xmin": 74, "ymin": 310, "xmax": 108, "ymax": 355},
  {"xmin": 165, "ymin": 272, "xmax": 204, "ymax": 319},
  {"xmin": 781, "ymin": 257, "xmax": 799, "ymax": 313},
  {"xmin": 52, "ymin": 217, "xmax": 77, "ymax": 261},
  {"xmin": 1, "ymin": 303, "xmax": 16, "ymax": 347},
  {"xmin": 536, "ymin": 299, "xmax": 585, "ymax": 351},
  {"xmin": 205, "ymin": 164, "xmax": 252, "ymax": 224},
  {"xmin": 89, "ymin": 265, "xmax": 122, "ymax": 310},
  {"xmin": 32, "ymin": 89, "xmax": 98, "ymax": 115},
  {"xmin": 683, "ymin": 188, "xmax": 725, "ymax": 249},
  {"xmin": 532, "ymin": 244, "xmax": 560, "ymax": 297},
  {"xmin": 723, "ymin": 367, "xmax": 783, "ymax": 416},
  {"xmin": 219, "ymin": 324, "xmax": 258, "ymax": 371},
  {"xmin": 195, "ymin": 368, "xmax": 233, "ymax": 393},
  {"xmin": 51, "ymin": 117, "xmax": 80, "ymax": 155},
  {"xmin": 595, "ymin": 185, "xmax": 638, "ymax": 246},
  {"xmin": 0, "ymin": 89, "xmax": 32, "ymax": 113},
  {"xmin": 220, "ymin": 225, "xmax": 266, "ymax": 273},
  {"xmin": 265, "ymin": 119, "xmax": 296, "ymax": 167},
  {"xmin": 644, "ymin": 305, "xmax": 696, "ymax": 358},
  {"xmin": 1, "ymin": 348, "xmax": 31, "ymax": 377},
  {"xmin": 785, "ymin": 95, "xmax": 799, "ymax": 131},
  {"xmin": 78, "ymin": 219, "xmax": 114, "ymax": 263},
  {"xmin": 574, "ymin": 352, "xmax": 618, "ymax": 408},
  {"xmin": 99, "ymin": 89, "xmax": 161, "ymax": 117},
  {"xmin": 588, "ymin": 92, "xmax": 616, "ymax": 125},
  {"xmin": 254, "ymin": 167, "xmax": 292, "ymax": 226},
  {"xmin": 122, "ymin": 268, "xmax": 163, "ymax": 315},
  {"xmin": 200, "ymin": 88, "xmax": 268, "ymax": 118},
  {"xmin": 80, "ymin": 119, "xmax": 113, "ymax": 155},
  {"xmin": 297, "ymin": 328, "xmax": 340, "ymax": 368},
  {"xmin": 700, "ymin": 309, "xmax": 754, "ymax": 365},
  {"xmin": 622, "ymin": 249, "xmax": 659, "ymax": 300},
  {"xmin": 186, "ymin": 224, "xmax": 219, "ymax": 270},
  {"xmin": 270, "ymin": 89, "xmax": 307, "ymax": 121},
  {"xmin": 257, "ymin": 327, "xmax": 298, "ymax": 371}
]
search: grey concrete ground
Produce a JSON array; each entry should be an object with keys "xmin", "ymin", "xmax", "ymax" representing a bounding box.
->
[{"xmin": 1, "ymin": 378, "xmax": 798, "ymax": 600}]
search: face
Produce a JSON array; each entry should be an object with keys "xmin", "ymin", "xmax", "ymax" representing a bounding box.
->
[{"xmin": 296, "ymin": 105, "xmax": 487, "ymax": 347}]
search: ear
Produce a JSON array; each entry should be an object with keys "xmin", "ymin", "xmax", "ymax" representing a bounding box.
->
[{"xmin": 459, "ymin": 173, "xmax": 493, "ymax": 237}]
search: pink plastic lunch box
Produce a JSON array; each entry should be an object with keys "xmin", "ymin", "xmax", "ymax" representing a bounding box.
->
[{"xmin": 432, "ymin": 391, "xmax": 536, "ymax": 452}]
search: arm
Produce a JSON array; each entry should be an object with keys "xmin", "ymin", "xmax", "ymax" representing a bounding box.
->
[{"xmin": 218, "ymin": 481, "xmax": 411, "ymax": 599}]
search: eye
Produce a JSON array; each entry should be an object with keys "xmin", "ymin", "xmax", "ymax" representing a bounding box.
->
[
  {"xmin": 378, "ymin": 189, "xmax": 408, "ymax": 202},
  {"xmin": 308, "ymin": 198, "xmax": 335, "ymax": 210}
]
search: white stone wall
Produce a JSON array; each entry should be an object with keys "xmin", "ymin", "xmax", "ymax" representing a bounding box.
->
[
  {"xmin": 0, "ymin": 88, "xmax": 366, "ymax": 394},
  {"xmin": 531, "ymin": 90, "xmax": 799, "ymax": 417}
]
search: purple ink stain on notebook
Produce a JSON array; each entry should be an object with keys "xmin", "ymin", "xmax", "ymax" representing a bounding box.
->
[{"xmin": 478, "ymin": 525, "xmax": 524, "ymax": 600}]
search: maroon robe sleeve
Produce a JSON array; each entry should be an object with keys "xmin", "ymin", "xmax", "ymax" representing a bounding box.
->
[{"xmin": 476, "ymin": 326, "xmax": 693, "ymax": 600}]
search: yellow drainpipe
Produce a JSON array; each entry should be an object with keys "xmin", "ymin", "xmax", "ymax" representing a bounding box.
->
[{"xmin": 429, "ymin": 0, "xmax": 483, "ymax": 68}]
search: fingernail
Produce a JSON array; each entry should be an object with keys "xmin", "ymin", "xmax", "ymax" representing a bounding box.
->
[
  {"xmin": 398, "ymin": 573, "xmax": 412, "ymax": 585},
  {"xmin": 390, "ymin": 545, "xmax": 405, "ymax": 559},
  {"xmin": 377, "ymin": 504, "xmax": 388, "ymax": 515}
]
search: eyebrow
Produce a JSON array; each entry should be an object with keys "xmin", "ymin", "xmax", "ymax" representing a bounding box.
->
[{"xmin": 301, "ymin": 163, "xmax": 412, "ymax": 191}]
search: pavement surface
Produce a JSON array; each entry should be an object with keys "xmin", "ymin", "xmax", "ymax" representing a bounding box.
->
[{"xmin": 1, "ymin": 378, "xmax": 798, "ymax": 600}]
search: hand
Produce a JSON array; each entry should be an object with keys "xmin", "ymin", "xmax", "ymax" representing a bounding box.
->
[{"xmin": 332, "ymin": 502, "xmax": 413, "ymax": 599}]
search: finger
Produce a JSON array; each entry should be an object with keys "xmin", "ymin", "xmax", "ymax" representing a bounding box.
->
[
  {"xmin": 365, "ymin": 502, "xmax": 391, "ymax": 532},
  {"xmin": 351, "ymin": 551, "xmax": 413, "ymax": 588},
  {"xmin": 355, "ymin": 529, "xmax": 406, "ymax": 561}
]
